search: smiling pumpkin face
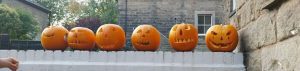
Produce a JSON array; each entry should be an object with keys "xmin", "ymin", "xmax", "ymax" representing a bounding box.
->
[
  {"xmin": 131, "ymin": 25, "xmax": 160, "ymax": 51},
  {"xmin": 41, "ymin": 26, "xmax": 69, "ymax": 50},
  {"xmin": 169, "ymin": 23, "xmax": 198, "ymax": 51},
  {"xmin": 68, "ymin": 27, "xmax": 96, "ymax": 50},
  {"xmin": 96, "ymin": 24, "xmax": 125, "ymax": 51},
  {"xmin": 205, "ymin": 24, "xmax": 238, "ymax": 52}
]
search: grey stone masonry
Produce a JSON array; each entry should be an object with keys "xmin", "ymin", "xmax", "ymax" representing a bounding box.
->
[
  {"xmin": 118, "ymin": 0, "xmax": 228, "ymax": 51},
  {"xmin": 228, "ymin": 0, "xmax": 300, "ymax": 70}
]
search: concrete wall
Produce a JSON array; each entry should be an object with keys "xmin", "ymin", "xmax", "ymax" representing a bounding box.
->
[
  {"xmin": 1, "ymin": 0, "xmax": 49, "ymax": 40},
  {"xmin": 228, "ymin": 0, "xmax": 300, "ymax": 70},
  {"xmin": 118, "ymin": 0, "xmax": 228, "ymax": 51}
]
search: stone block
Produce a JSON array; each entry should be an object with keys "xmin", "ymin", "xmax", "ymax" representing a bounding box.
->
[{"xmin": 238, "ymin": 11, "xmax": 277, "ymax": 51}]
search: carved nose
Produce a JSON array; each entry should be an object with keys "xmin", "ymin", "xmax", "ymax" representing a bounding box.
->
[
  {"xmin": 180, "ymin": 30, "xmax": 183, "ymax": 36},
  {"xmin": 142, "ymin": 34, "xmax": 145, "ymax": 37},
  {"xmin": 221, "ymin": 37, "xmax": 223, "ymax": 40}
]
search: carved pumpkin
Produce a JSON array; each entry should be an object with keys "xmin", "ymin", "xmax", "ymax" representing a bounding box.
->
[
  {"xmin": 131, "ymin": 25, "xmax": 160, "ymax": 51},
  {"xmin": 169, "ymin": 23, "xmax": 198, "ymax": 51},
  {"xmin": 68, "ymin": 27, "xmax": 96, "ymax": 50},
  {"xmin": 205, "ymin": 24, "xmax": 238, "ymax": 52},
  {"xmin": 96, "ymin": 24, "xmax": 125, "ymax": 51},
  {"xmin": 41, "ymin": 26, "xmax": 68, "ymax": 50}
]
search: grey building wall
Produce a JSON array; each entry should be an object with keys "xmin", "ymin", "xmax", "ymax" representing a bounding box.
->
[
  {"xmin": 118, "ymin": 0, "xmax": 228, "ymax": 51},
  {"xmin": 1, "ymin": 0, "xmax": 49, "ymax": 40}
]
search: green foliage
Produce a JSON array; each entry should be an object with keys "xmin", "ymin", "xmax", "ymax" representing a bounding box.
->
[
  {"xmin": 32, "ymin": 0, "xmax": 68, "ymax": 24},
  {"xmin": 83, "ymin": 0, "xmax": 118, "ymax": 24},
  {"xmin": 33, "ymin": 0, "xmax": 118, "ymax": 25},
  {"xmin": 0, "ymin": 4, "xmax": 39, "ymax": 40}
]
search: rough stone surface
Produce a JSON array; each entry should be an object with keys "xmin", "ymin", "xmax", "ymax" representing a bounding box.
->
[
  {"xmin": 244, "ymin": 49, "xmax": 262, "ymax": 71},
  {"xmin": 237, "ymin": 10, "xmax": 277, "ymax": 51},
  {"xmin": 261, "ymin": 36, "xmax": 300, "ymax": 71},
  {"xmin": 118, "ymin": 0, "xmax": 227, "ymax": 51},
  {"xmin": 275, "ymin": 0, "xmax": 300, "ymax": 41},
  {"xmin": 230, "ymin": 0, "xmax": 300, "ymax": 71}
]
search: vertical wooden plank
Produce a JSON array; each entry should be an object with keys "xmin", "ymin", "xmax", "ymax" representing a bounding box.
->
[
  {"xmin": 163, "ymin": 52, "xmax": 173, "ymax": 71},
  {"xmin": 98, "ymin": 51, "xmax": 108, "ymax": 62},
  {"xmin": 17, "ymin": 50, "xmax": 26, "ymax": 61},
  {"xmin": 143, "ymin": 51, "xmax": 155, "ymax": 63},
  {"xmin": 25, "ymin": 50, "xmax": 35, "ymax": 61},
  {"xmin": 63, "ymin": 51, "xmax": 73, "ymax": 61},
  {"xmin": 43, "ymin": 50, "xmax": 54, "ymax": 61},
  {"xmin": 134, "ymin": 51, "xmax": 144, "ymax": 62},
  {"xmin": 8, "ymin": 50, "xmax": 17, "ymax": 59},
  {"xmin": 53, "ymin": 50, "xmax": 63, "ymax": 61},
  {"xmin": 79, "ymin": 51, "xmax": 89, "ymax": 61},
  {"xmin": 107, "ymin": 51, "xmax": 117, "ymax": 63},
  {"xmin": 116, "ymin": 51, "xmax": 126, "ymax": 63},
  {"xmin": 0, "ymin": 50, "xmax": 8, "ymax": 58},
  {"xmin": 90, "ymin": 51, "xmax": 101, "ymax": 62},
  {"xmin": 155, "ymin": 51, "xmax": 164, "ymax": 63},
  {"xmin": 125, "ymin": 51, "xmax": 135, "ymax": 63},
  {"xmin": 234, "ymin": 53, "xmax": 243, "ymax": 64},
  {"xmin": 72, "ymin": 50, "xmax": 81, "ymax": 61},
  {"xmin": 183, "ymin": 52, "xmax": 193, "ymax": 65},
  {"xmin": 163, "ymin": 52, "xmax": 173, "ymax": 64},
  {"xmin": 173, "ymin": 52, "xmax": 183, "ymax": 65},
  {"xmin": 34, "ymin": 50, "xmax": 44, "ymax": 61},
  {"xmin": 213, "ymin": 52, "xmax": 224, "ymax": 64},
  {"xmin": 194, "ymin": 52, "xmax": 213, "ymax": 65},
  {"xmin": 223, "ymin": 52, "xmax": 234, "ymax": 64}
]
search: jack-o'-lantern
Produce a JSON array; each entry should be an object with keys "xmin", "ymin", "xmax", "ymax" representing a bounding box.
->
[
  {"xmin": 68, "ymin": 27, "xmax": 96, "ymax": 50},
  {"xmin": 205, "ymin": 24, "xmax": 238, "ymax": 52},
  {"xmin": 169, "ymin": 23, "xmax": 198, "ymax": 51},
  {"xmin": 41, "ymin": 26, "xmax": 68, "ymax": 50},
  {"xmin": 96, "ymin": 24, "xmax": 125, "ymax": 51},
  {"xmin": 131, "ymin": 25, "xmax": 160, "ymax": 51}
]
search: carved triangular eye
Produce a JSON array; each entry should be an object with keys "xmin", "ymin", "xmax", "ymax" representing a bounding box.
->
[
  {"xmin": 111, "ymin": 27, "xmax": 116, "ymax": 31},
  {"xmin": 146, "ymin": 30, "xmax": 150, "ymax": 33},
  {"xmin": 226, "ymin": 31, "xmax": 231, "ymax": 35},
  {"xmin": 185, "ymin": 25, "xmax": 191, "ymax": 30},
  {"xmin": 211, "ymin": 31, "xmax": 217, "ymax": 35},
  {"xmin": 137, "ymin": 29, "xmax": 142, "ymax": 33},
  {"xmin": 99, "ymin": 28, "xmax": 103, "ymax": 32}
]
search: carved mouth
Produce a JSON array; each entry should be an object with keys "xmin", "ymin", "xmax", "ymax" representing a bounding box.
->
[
  {"xmin": 209, "ymin": 39, "xmax": 233, "ymax": 48},
  {"xmin": 137, "ymin": 40, "xmax": 150, "ymax": 45},
  {"xmin": 44, "ymin": 33, "xmax": 55, "ymax": 38},
  {"xmin": 174, "ymin": 38, "xmax": 193, "ymax": 43}
]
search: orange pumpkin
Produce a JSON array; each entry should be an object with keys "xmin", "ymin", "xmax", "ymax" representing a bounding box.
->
[
  {"xmin": 131, "ymin": 25, "xmax": 160, "ymax": 51},
  {"xmin": 169, "ymin": 23, "xmax": 198, "ymax": 51},
  {"xmin": 205, "ymin": 24, "xmax": 238, "ymax": 52},
  {"xmin": 96, "ymin": 24, "xmax": 125, "ymax": 51},
  {"xmin": 68, "ymin": 27, "xmax": 96, "ymax": 50},
  {"xmin": 41, "ymin": 26, "xmax": 69, "ymax": 50}
]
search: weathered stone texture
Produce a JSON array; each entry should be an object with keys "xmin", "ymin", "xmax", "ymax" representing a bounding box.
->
[
  {"xmin": 261, "ymin": 36, "xmax": 300, "ymax": 71},
  {"xmin": 118, "ymin": 0, "xmax": 227, "ymax": 51},
  {"xmin": 275, "ymin": 0, "xmax": 300, "ymax": 41},
  {"xmin": 231, "ymin": 0, "xmax": 300, "ymax": 71},
  {"xmin": 237, "ymin": 10, "xmax": 277, "ymax": 51}
]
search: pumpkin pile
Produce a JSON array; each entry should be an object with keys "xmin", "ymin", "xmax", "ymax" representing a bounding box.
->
[{"xmin": 41, "ymin": 23, "xmax": 238, "ymax": 52}]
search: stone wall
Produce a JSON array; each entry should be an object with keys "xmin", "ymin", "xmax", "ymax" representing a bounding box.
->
[
  {"xmin": 229, "ymin": 0, "xmax": 300, "ymax": 70},
  {"xmin": 118, "ymin": 0, "xmax": 228, "ymax": 51}
]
